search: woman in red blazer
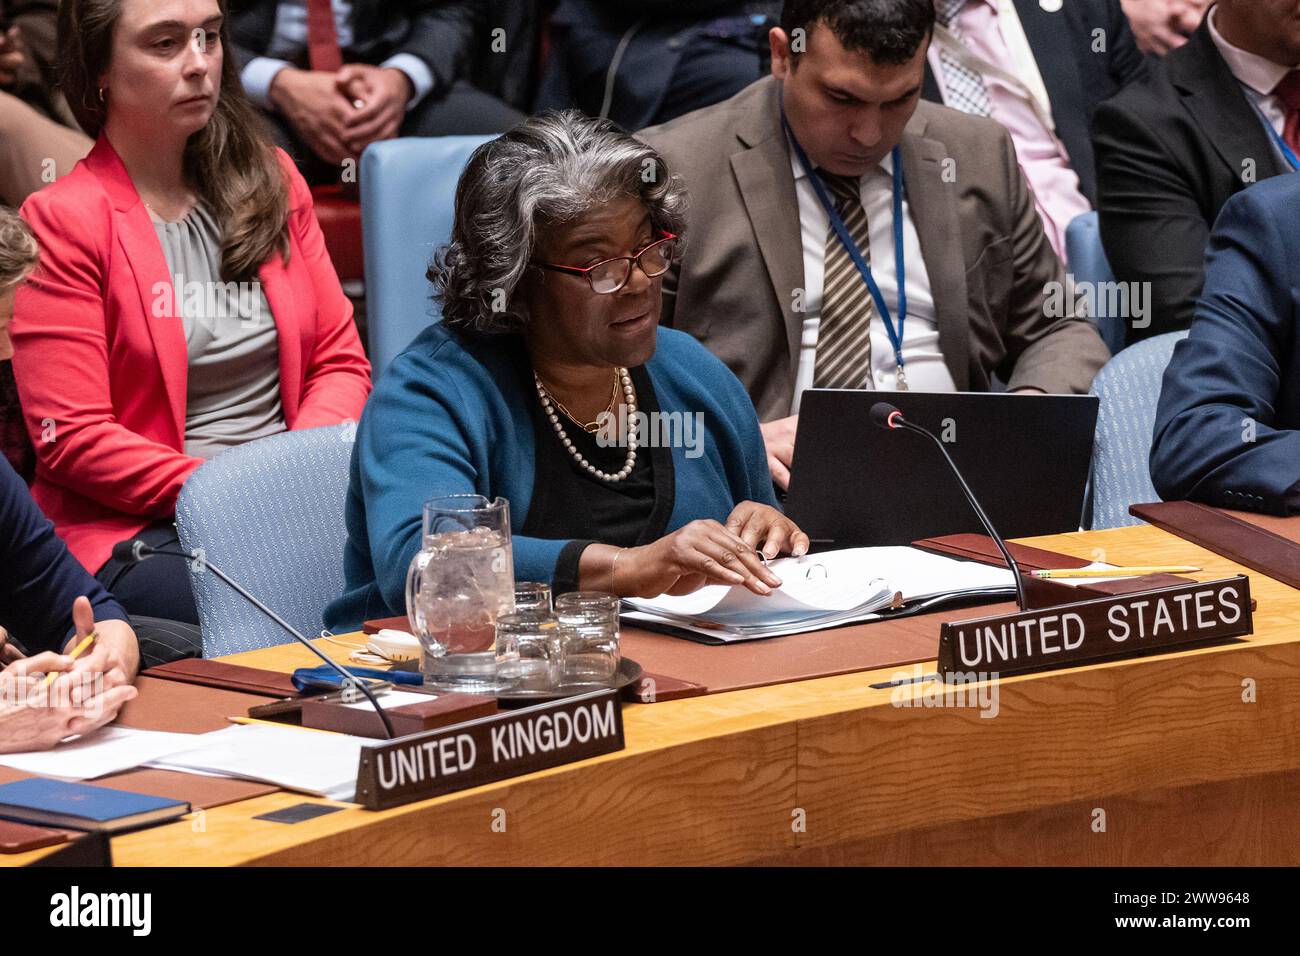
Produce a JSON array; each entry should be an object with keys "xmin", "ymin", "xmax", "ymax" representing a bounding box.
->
[{"xmin": 11, "ymin": 0, "xmax": 372, "ymax": 626}]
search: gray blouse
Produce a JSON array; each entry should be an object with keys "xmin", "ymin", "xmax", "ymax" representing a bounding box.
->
[{"xmin": 153, "ymin": 203, "xmax": 287, "ymax": 460}]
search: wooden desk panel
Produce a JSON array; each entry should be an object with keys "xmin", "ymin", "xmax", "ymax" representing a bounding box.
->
[{"xmin": 14, "ymin": 524, "xmax": 1300, "ymax": 866}]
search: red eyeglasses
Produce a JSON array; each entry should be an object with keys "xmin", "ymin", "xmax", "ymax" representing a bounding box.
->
[{"xmin": 531, "ymin": 233, "xmax": 677, "ymax": 294}]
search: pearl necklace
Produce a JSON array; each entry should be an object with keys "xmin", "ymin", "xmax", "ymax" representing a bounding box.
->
[{"xmin": 535, "ymin": 368, "xmax": 638, "ymax": 483}]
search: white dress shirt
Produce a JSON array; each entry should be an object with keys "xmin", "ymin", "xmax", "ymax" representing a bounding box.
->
[
  {"xmin": 789, "ymin": 142, "xmax": 956, "ymax": 413},
  {"xmin": 1208, "ymin": 4, "xmax": 1293, "ymax": 166},
  {"xmin": 241, "ymin": 0, "xmax": 435, "ymax": 111}
]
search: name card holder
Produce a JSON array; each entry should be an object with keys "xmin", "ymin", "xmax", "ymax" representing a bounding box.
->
[
  {"xmin": 937, "ymin": 575, "xmax": 1253, "ymax": 678},
  {"xmin": 354, "ymin": 689, "xmax": 625, "ymax": 810}
]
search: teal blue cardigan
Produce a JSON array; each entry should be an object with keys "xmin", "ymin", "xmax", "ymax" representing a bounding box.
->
[{"xmin": 324, "ymin": 324, "xmax": 777, "ymax": 631}]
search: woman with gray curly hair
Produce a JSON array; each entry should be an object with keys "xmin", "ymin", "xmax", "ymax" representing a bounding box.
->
[
  {"xmin": 1, "ymin": 205, "xmax": 39, "ymax": 477},
  {"xmin": 327, "ymin": 110, "xmax": 809, "ymax": 629}
]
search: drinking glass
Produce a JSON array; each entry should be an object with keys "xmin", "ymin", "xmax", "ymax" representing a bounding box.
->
[
  {"xmin": 514, "ymin": 582, "xmax": 553, "ymax": 612},
  {"xmin": 495, "ymin": 610, "xmax": 563, "ymax": 691},
  {"xmin": 554, "ymin": 592, "xmax": 621, "ymax": 686}
]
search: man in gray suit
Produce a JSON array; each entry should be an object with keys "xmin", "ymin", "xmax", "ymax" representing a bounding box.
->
[{"xmin": 639, "ymin": 0, "xmax": 1108, "ymax": 487}]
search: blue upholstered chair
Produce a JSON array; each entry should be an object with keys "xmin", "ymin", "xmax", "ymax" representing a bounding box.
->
[
  {"xmin": 1065, "ymin": 211, "xmax": 1127, "ymax": 356},
  {"xmin": 360, "ymin": 135, "xmax": 494, "ymax": 376},
  {"xmin": 1087, "ymin": 331, "xmax": 1189, "ymax": 529},
  {"xmin": 175, "ymin": 424, "xmax": 355, "ymax": 657}
]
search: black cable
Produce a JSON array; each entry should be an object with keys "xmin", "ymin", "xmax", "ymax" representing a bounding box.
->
[{"xmin": 142, "ymin": 546, "xmax": 396, "ymax": 739}]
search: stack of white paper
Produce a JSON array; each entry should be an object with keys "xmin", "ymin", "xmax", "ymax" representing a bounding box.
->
[
  {"xmin": 147, "ymin": 724, "xmax": 368, "ymax": 800},
  {"xmin": 623, "ymin": 546, "xmax": 1016, "ymax": 642},
  {"xmin": 0, "ymin": 727, "xmax": 202, "ymax": 780}
]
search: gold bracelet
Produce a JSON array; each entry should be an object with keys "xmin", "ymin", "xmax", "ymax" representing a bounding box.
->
[{"xmin": 610, "ymin": 547, "xmax": 627, "ymax": 576}]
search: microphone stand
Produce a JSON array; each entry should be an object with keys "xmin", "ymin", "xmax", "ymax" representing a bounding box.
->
[
  {"xmin": 874, "ymin": 406, "xmax": 1029, "ymax": 611},
  {"xmin": 128, "ymin": 544, "xmax": 396, "ymax": 739}
]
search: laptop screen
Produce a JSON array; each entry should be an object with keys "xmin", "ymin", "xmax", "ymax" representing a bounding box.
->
[{"xmin": 784, "ymin": 390, "xmax": 1099, "ymax": 548}]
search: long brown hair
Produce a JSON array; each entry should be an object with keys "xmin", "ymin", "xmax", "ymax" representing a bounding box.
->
[{"xmin": 58, "ymin": 0, "xmax": 289, "ymax": 281}]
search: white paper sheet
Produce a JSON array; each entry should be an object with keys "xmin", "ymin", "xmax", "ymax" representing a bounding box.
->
[
  {"xmin": 0, "ymin": 726, "xmax": 200, "ymax": 780},
  {"xmin": 625, "ymin": 546, "xmax": 1015, "ymax": 635},
  {"xmin": 147, "ymin": 723, "xmax": 367, "ymax": 799},
  {"xmin": 341, "ymin": 689, "xmax": 435, "ymax": 711}
]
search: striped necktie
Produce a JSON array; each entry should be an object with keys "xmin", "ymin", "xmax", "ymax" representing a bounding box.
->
[
  {"xmin": 935, "ymin": 0, "xmax": 992, "ymax": 117},
  {"xmin": 813, "ymin": 172, "xmax": 875, "ymax": 390}
]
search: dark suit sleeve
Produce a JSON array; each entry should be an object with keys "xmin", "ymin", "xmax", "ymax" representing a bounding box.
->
[
  {"xmin": 1150, "ymin": 188, "xmax": 1300, "ymax": 514},
  {"xmin": 0, "ymin": 458, "xmax": 129, "ymax": 654},
  {"xmin": 398, "ymin": 0, "xmax": 485, "ymax": 97},
  {"xmin": 8, "ymin": 0, "xmax": 61, "ymax": 92},
  {"xmin": 1103, "ymin": 0, "xmax": 1147, "ymax": 88},
  {"xmin": 1093, "ymin": 95, "xmax": 1208, "ymax": 342},
  {"xmin": 591, "ymin": 0, "xmax": 746, "ymax": 14},
  {"xmin": 227, "ymin": 0, "xmax": 271, "ymax": 72}
]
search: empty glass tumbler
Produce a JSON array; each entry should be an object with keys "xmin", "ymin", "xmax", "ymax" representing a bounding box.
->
[
  {"xmin": 513, "ymin": 582, "xmax": 553, "ymax": 612},
  {"xmin": 554, "ymin": 592, "xmax": 621, "ymax": 686},
  {"xmin": 495, "ymin": 610, "xmax": 563, "ymax": 691}
]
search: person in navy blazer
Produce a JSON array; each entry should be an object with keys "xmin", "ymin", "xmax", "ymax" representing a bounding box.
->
[{"xmin": 1150, "ymin": 173, "xmax": 1300, "ymax": 514}]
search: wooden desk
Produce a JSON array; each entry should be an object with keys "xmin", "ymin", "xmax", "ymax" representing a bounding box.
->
[{"xmin": 15, "ymin": 523, "xmax": 1300, "ymax": 865}]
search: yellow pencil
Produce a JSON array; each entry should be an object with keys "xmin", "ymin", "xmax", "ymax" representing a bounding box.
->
[
  {"xmin": 1032, "ymin": 566, "xmax": 1201, "ymax": 579},
  {"xmin": 42, "ymin": 631, "xmax": 95, "ymax": 687}
]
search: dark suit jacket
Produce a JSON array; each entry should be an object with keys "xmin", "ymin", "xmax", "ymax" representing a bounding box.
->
[
  {"xmin": 536, "ymin": 0, "xmax": 774, "ymax": 129},
  {"xmin": 921, "ymin": 0, "xmax": 1145, "ymax": 204},
  {"xmin": 638, "ymin": 76, "xmax": 1109, "ymax": 422},
  {"xmin": 228, "ymin": 0, "xmax": 483, "ymax": 98},
  {"xmin": 1093, "ymin": 18, "xmax": 1292, "ymax": 345},
  {"xmin": 1151, "ymin": 175, "xmax": 1300, "ymax": 515},
  {"xmin": 1, "ymin": 0, "xmax": 63, "ymax": 118}
]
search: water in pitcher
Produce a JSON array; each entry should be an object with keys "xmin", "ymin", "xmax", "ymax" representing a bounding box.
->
[{"xmin": 413, "ymin": 526, "xmax": 514, "ymax": 658}]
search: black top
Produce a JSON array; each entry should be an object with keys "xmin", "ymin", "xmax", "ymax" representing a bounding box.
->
[{"xmin": 513, "ymin": 346, "xmax": 675, "ymax": 593}]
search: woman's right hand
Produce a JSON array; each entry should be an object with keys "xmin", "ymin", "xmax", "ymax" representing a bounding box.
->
[
  {"xmin": 614, "ymin": 520, "xmax": 784, "ymax": 598},
  {"xmin": 0, "ymin": 652, "xmax": 138, "ymax": 754}
]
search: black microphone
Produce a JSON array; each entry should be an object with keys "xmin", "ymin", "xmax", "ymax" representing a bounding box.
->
[
  {"xmin": 870, "ymin": 402, "xmax": 1028, "ymax": 611},
  {"xmin": 112, "ymin": 541, "xmax": 395, "ymax": 739}
]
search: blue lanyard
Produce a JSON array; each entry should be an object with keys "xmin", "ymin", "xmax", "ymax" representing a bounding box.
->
[
  {"xmin": 1250, "ymin": 98, "xmax": 1300, "ymax": 171},
  {"xmin": 780, "ymin": 108, "xmax": 908, "ymax": 376}
]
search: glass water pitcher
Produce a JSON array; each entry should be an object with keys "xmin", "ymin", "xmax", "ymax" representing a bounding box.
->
[{"xmin": 405, "ymin": 494, "xmax": 515, "ymax": 691}]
